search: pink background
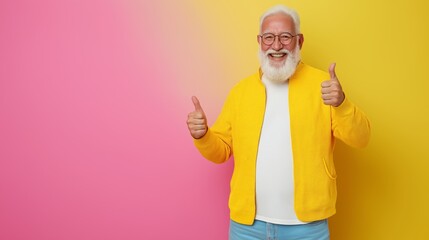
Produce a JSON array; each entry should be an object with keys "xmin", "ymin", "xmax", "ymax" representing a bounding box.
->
[{"xmin": 0, "ymin": 1, "xmax": 233, "ymax": 239}]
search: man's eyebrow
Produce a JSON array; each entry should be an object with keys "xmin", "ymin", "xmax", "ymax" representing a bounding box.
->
[{"xmin": 260, "ymin": 31, "xmax": 293, "ymax": 35}]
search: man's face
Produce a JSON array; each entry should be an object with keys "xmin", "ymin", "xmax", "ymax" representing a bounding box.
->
[
  {"xmin": 258, "ymin": 13, "xmax": 303, "ymax": 83},
  {"xmin": 259, "ymin": 13, "xmax": 301, "ymax": 67}
]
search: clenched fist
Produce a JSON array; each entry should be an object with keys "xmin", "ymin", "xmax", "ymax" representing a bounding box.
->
[
  {"xmin": 187, "ymin": 96, "xmax": 208, "ymax": 139},
  {"xmin": 321, "ymin": 63, "xmax": 345, "ymax": 107}
]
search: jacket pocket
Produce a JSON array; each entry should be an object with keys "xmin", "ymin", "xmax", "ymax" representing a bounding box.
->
[{"xmin": 322, "ymin": 157, "xmax": 337, "ymax": 180}]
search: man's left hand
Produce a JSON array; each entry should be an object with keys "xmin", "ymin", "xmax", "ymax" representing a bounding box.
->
[{"xmin": 321, "ymin": 63, "xmax": 345, "ymax": 107}]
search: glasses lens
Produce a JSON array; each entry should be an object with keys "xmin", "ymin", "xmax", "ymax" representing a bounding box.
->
[
  {"xmin": 262, "ymin": 34, "xmax": 275, "ymax": 45},
  {"xmin": 279, "ymin": 34, "xmax": 292, "ymax": 45}
]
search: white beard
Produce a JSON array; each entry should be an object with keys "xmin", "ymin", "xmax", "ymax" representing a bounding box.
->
[{"xmin": 258, "ymin": 43, "xmax": 301, "ymax": 83}]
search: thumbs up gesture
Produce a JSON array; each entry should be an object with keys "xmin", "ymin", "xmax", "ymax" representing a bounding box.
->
[
  {"xmin": 321, "ymin": 63, "xmax": 345, "ymax": 107},
  {"xmin": 187, "ymin": 96, "xmax": 208, "ymax": 139}
]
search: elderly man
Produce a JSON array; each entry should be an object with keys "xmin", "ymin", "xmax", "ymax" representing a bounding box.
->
[{"xmin": 187, "ymin": 5, "xmax": 370, "ymax": 240}]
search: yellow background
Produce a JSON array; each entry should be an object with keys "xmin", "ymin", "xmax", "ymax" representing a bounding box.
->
[{"xmin": 188, "ymin": 0, "xmax": 429, "ymax": 239}]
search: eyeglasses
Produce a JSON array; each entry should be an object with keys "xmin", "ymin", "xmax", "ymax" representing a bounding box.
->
[{"xmin": 258, "ymin": 32, "xmax": 300, "ymax": 46}]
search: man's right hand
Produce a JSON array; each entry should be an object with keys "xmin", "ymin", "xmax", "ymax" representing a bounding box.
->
[{"xmin": 187, "ymin": 96, "xmax": 208, "ymax": 139}]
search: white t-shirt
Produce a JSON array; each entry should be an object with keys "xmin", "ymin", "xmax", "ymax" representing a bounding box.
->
[{"xmin": 255, "ymin": 75, "xmax": 308, "ymax": 225}]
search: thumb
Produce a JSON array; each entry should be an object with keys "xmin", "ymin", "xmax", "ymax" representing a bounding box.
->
[
  {"xmin": 329, "ymin": 62, "xmax": 337, "ymax": 80},
  {"xmin": 192, "ymin": 96, "xmax": 204, "ymax": 113}
]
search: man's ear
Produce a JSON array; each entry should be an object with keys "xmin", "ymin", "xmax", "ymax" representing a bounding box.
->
[
  {"xmin": 298, "ymin": 34, "xmax": 304, "ymax": 49},
  {"xmin": 257, "ymin": 35, "xmax": 261, "ymax": 44}
]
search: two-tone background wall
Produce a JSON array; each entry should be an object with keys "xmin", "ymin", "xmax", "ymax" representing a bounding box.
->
[{"xmin": 1, "ymin": 0, "xmax": 428, "ymax": 239}]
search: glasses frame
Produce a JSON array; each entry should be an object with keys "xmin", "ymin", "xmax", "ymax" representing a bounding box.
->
[{"xmin": 258, "ymin": 32, "xmax": 301, "ymax": 46}]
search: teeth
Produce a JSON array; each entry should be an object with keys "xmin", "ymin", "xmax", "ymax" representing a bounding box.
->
[{"xmin": 270, "ymin": 53, "xmax": 286, "ymax": 58}]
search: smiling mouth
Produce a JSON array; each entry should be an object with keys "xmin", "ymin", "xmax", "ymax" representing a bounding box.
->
[{"xmin": 268, "ymin": 53, "xmax": 287, "ymax": 58}]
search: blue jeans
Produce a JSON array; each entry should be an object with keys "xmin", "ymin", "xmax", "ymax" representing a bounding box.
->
[{"xmin": 229, "ymin": 219, "xmax": 330, "ymax": 240}]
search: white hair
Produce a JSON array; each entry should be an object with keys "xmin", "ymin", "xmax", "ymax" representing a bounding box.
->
[{"xmin": 259, "ymin": 5, "xmax": 301, "ymax": 34}]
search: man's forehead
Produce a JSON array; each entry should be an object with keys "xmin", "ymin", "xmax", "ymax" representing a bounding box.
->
[{"xmin": 261, "ymin": 13, "xmax": 294, "ymax": 33}]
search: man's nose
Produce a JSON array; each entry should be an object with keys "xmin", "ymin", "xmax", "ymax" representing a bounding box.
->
[{"xmin": 271, "ymin": 36, "xmax": 283, "ymax": 51}]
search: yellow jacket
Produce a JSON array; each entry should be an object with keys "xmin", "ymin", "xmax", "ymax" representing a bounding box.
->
[{"xmin": 194, "ymin": 62, "xmax": 371, "ymax": 225}]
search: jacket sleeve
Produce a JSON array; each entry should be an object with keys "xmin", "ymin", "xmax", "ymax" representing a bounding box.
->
[
  {"xmin": 193, "ymin": 89, "xmax": 234, "ymax": 164},
  {"xmin": 331, "ymin": 96, "xmax": 371, "ymax": 148}
]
